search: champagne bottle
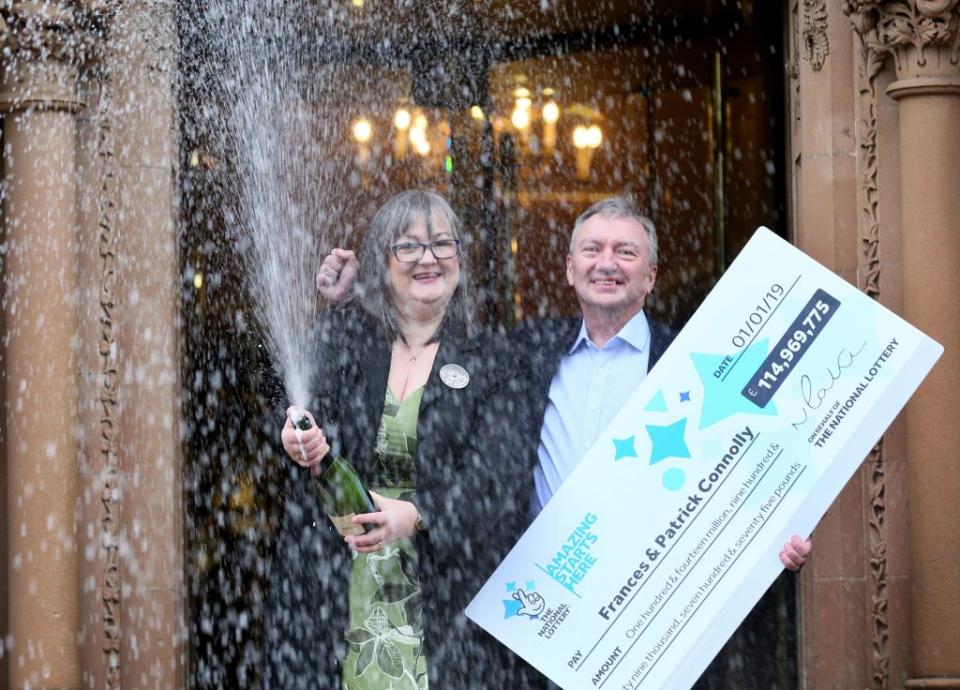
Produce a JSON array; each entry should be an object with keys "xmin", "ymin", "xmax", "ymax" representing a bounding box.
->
[{"xmin": 290, "ymin": 407, "xmax": 378, "ymax": 536}]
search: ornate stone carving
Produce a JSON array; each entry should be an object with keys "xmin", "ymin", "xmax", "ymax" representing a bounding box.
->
[
  {"xmin": 844, "ymin": 0, "xmax": 960, "ymax": 74},
  {"xmin": 85, "ymin": 9, "xmax": 122, "ymax": 688},
  {"xmin": 96, "ymin": 74, "xmax": 122, "ymax": 690},
  {"xmin": 0, "ymin": 1, "xmax": 113, "ymax": 112},
  {"xmin": 845, "ymin": 6, "xmax": 890, "ymax": 686},
  {"xmin": 802, "ymin": 0, "xmax": 830, "ymax": 71},
  {"xmin": 0, "ymin": 2, "xmax": 82, "ymax": 63},
  {"xmin": 867, "ymin": 441, "xmax": 890, "ymax": 689}
]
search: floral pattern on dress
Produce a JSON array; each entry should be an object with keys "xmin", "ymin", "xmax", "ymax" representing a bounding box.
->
[{"xmin": 342, "ymin": 387, "xmax": 428, "ymax": 690}]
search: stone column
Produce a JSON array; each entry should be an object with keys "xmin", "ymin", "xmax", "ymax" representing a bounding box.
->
[
  {"xmin": 885, "ymin": 4, "xmax": 960, "ymax": 687},
  {"xmin": 849, "ymin": 1, "xmax": 960, "ymax": 686},
  {"xmin": 0, "ymin": 4, "xmax": 84, "ymax": 688}
]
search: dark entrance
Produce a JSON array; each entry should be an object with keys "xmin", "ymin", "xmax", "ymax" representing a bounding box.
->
[{"xmin": 178, "ymin": 1, "xmax": 793, "ymax": 686}]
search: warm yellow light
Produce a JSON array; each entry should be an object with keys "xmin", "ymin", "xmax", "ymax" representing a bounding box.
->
[
  {"xmin": 409, "ymin": 125, "xmax": 427, "ymax": 147},
  {"xmin": 470, "ymin": 105, "xmax": 485, "ymax": 120},
  {"xmin": 510, "ymin": 238, "xmax": 519, "ymax": 254},
  {"xmin": 513, "ymin": 86, "xmax": 531, "ymax": 99},
  {"xmin": 573, "ymin": 124, "xmax": 602, "ymax": 149},
  {"xmin": 543, "ymin": 100, "xmax": 560, "ymax": 123},
  {"xmin": 414, "ymin": 114, "xmax": 428, "ymax": 130},
  {"xmin": 542, "ymin": 87, "xmax": 555, "ymax": 96},
  {"xmin": 511, "ymin": 105, "xmax": 530, "ymax": 129},
  {"xmin": 415, "ymin": 139, "xmax": 431, "ymax": 156},
  {"xmin": 189, "ymin": 150, "xmax": 200, "ymax": 168},
  {"xmin": 573, "ymin": 125, "xmax": 589, "ymax": 149},
  {"xmin": 586, "ymin": 124, "xmax": 603, "ymax": 148},
  {"xmin": 352, "ymin": 118, "xmax": 372, "ymax": 143},
  {"xmin": 394, "ymin": 108, "xmax": 411, "ymax": 130},
  {"xmin": 515, "ymin": 97, "xmax": 532, "ymax": 110},
  {"xmin": 351, "ymin": 0, "xmax": 364, "ymax": 6},
  {"xmin": 193, "ymin": 272, "xmax": 204, "ymax": 290}
]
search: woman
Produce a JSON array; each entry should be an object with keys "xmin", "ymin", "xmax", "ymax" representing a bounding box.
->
[{"xmin": 263, "ymin": 190, "xmax": 541, "ymax": 689}]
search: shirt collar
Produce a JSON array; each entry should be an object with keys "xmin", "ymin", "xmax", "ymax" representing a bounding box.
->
[{"xmin": 569, "ymin": 310, "xmax": 651, "ymax": 354}]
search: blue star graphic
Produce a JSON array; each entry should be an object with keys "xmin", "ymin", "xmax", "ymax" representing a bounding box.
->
[
  {"xmin": 503, "ymin": 598, "xmax": 522, "ymax": 619},
  {"xmin": 525, "ymin": 580, "xmax": 536, "ymax": 591},
  {"xmin": 645, "ymin": 418, "xmax": 691, "ymax": 465},
  {"xmin": 645, "ymin": 390, "xmax": 669, "ymax": 412},
  {"xmin": 691, "ymin": 341, "xmax": 779, "ymax": 430},
  {"xmin": 613, "ymin": 436, "xmax": 638, "ymax": 461},
  {"xmin": 505, "ymin": 581, "xmax": 517, "ymax": 593},
  {"xmin": 679, "ymin": 391, "xmax": 691, "ymax": 402}
]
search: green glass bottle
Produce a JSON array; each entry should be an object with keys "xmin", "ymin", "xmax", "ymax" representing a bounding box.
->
[{"xmin": 291, "ymin": 407, "xmax": 378, "ymax": 536}]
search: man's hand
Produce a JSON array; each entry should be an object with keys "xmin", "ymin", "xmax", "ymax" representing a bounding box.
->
[
  {"xmin": 779, "ymin": 534, "xmax": 812, "ymax": 572},
  {"xmin": 316, "ymin": 248, "xmax": 359, "ymax": 305}
]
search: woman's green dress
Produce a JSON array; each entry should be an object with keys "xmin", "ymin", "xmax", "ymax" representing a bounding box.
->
[{"xmin": 342, "ymin": 386, "xmax": 429, "ymax": 690}]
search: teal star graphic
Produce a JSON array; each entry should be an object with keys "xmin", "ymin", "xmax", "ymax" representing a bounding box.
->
[
  {"xmin": 646, "ymin": 418, "xmax": 691, "ymax": 465},
  {"xmin": 613, "ymin": 436, "xmax": 638, "ymax": 461},
  {"xmin": 525, "ymin": 580, "xmax": 536, "ymax": 590},
  {"xmin": 691, "ymin": 341, "xmax": 779, "ymax": 430},
  {"xmin": 645, "ymin": 390, "xmax": 669, "ymax": 412},
  {"xmin": 503, "ymin": 598, "xmax": 522, "ymax": 619},
  {"xmin": 505, "ymin": 581, "xmax": 517, "ymax": 592}
]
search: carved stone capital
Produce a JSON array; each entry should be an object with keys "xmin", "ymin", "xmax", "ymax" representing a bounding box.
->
[
  {"xmin": 0, "ymin": 1, "xmax": 114, "ymax": 113},
  {"xmin": 844, "ymin": 0, "xmax": 960, "ymax": 89},
  {"xmin": 803, "ymin": 0, "xmax": 831, "ymax": 71}
]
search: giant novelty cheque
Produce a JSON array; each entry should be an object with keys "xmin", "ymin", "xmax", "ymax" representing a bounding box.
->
[{"xmin": 466, "ymin": 228, "xmax": 943, "ymax": 690}]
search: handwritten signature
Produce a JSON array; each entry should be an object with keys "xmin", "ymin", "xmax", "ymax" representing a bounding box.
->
[{"xmin": 791, "ymin": 341, "xmax": 867, "ymax": 430}]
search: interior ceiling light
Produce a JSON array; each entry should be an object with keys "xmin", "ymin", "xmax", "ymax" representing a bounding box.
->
[
  {"xmin": 511, "ymin": 105, "xmax": 530, "ymax": 130},
  {"xmin": 513, "ymin": 86, "xmax": 531, "ymax": 99},
  {"xmin": 586, "ymin": 124, "xmax": 602, "ymax": 148},
  {"xmin": 394, "ymin": 108, "xmax": 411, "ymax": 130},
  {"xmin": 543, "ymin": 101, "xmax": 560, "ymax": 123},
  {"xmin": 352, "ymin": 118, "xmax": 372, "ymax": 143}
]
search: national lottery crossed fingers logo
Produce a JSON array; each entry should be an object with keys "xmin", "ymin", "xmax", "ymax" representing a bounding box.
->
[
  {"xmin": 502, "ymin": 580, "xmax": 545, "ymax": 620},
  {"xmin": 502, "ymin": 578, "xmax": 573, "ymax": 641}
]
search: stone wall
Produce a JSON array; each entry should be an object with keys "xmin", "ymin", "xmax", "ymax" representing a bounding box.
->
[
  {"xmin": 788, "ymin": 0, "xmax": 960, "ymax": 687},
  {"xmin": 1, "ymin": 2, "xmax": 184, "ymax": 688}
]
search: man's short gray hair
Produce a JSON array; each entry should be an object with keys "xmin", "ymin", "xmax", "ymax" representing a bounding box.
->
[
  {"xmin": 570, "ymin": 196, "xmax": 659, "ymax": 265},
  {"xmin": 358, "ymin": 189, "xmax": 475, "ymax": 341}
]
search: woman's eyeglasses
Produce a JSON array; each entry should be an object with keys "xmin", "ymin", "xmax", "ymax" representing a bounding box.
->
[{"xmin": 391, "ymin": 239, "xmax": 460, "ymax": 262}]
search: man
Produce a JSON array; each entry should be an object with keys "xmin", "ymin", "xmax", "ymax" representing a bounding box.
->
[{"xmin": 316, "ymin": 196, "xmax": 811, "ymax": 569}]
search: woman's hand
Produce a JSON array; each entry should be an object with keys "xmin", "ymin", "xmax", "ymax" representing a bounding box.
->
[
  {"xmin": 345, "ymin": 492, "xmax": 419, "ymax": 553},
  {"xmin": 280, "ymin": 407, "xmax": 330, "ymax": 477},
  {"xmin": 316, "ymin": 248, "xmax": 358, "ymax": 304}
]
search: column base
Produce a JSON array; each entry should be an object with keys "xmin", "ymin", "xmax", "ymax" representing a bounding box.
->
[{"xmin": 905, "ymin": 678, "xmax": 960, "ymax": 689}]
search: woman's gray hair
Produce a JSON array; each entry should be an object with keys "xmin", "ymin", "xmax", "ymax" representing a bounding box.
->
[
  {"xmin": 358, "ymin": 189, "xmax": 476, "ymax": 341},
  {"xmin": 570, "ymin": 196, "xmax": 659, "ymax": 265}
]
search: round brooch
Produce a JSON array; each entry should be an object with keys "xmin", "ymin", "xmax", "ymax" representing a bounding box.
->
[{"xmin": 439, "ymin": 363, "xmax": 470, "ymax": 389}]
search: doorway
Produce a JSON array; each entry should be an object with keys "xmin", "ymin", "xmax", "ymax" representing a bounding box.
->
[{"xmin": 178, "ymin": 1, "xmax": 793, "ymax": 686}]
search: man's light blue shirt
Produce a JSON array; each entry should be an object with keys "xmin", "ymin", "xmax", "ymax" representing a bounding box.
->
[{"xmin": 533, "ymin": 310, "xmax": 651, "ymax": 513}]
